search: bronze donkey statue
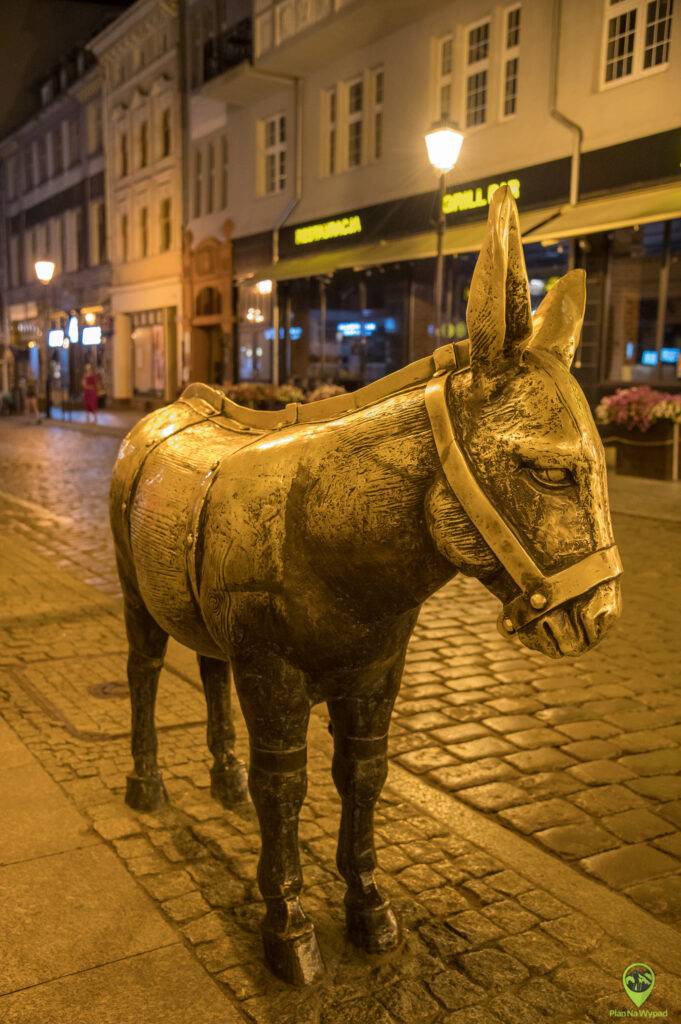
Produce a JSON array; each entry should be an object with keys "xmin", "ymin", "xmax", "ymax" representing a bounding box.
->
[{"xmin": 110, "ymin": 187, "xmax": 622, "ymax": 985}]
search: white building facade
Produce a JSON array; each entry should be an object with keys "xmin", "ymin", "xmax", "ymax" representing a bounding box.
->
[
  {"xmin": 0, "ymin": 50, "xmax": 111, "ymax": 407},
  {"xmin": 188, "ymin": 0, "xmax": 681, "ymax": 403},
  {"xmin": 90, "ymin": 0, "xmax": 185, "ymax": 404}
]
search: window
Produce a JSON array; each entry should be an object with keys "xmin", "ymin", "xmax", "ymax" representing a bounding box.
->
[
  {"xmin": 261, "ymin": 113, "xmax": 286, "ymax": 195},
  {"xmin": 502, "ymin": 6, "xmax": 521, "ymax": 117},
  {"xmin": 139, "ymin": 121, "xmax": 148, "ymax": 168},
  {"xmin": 159, "ymin": 197, "xmax": 171, "ymax": 251},
  {"xmin": 37, "ymin": 136, "xmax": 48, "ymax": 183},
  {"xmin": 119, "ymin": 132, "xmax": 129, "ymax": 177},
  {"xmin": 60, "ymin": 212, "xmax": 68, "ymax": 271},
  {"xmin": 605, "ymin": 220, "xmax": 681, "ymax": 383},
  {"xmin": 347, "ymin": 78, "xmax": 363, "ymax": 167},
  {"xmin": 68, "ymin": 116, "xmax": 80, "ymax": 166},
  {"xmin": 324, "ymin": 87, "xmax": 337, "ymax": 175},
  {"xmin": 7, "ymin": 155, "xmax": 17, "ymax": 199},
  {"xmin": 465, "ymin": 20, "xmax": 490, "ymax": 127},
  {"xmin": 87, "ymin": 102, "xmax": 103, "ymax": 154},
  {"xmin": 190, "ymin": 8, "xmax": 203, "ymax": 89},
  {"xmin": 52, "ymin": 126, "xmax": 64, "ymax": 175},
  {"xmin": 90, "ymin": 200, "xmax": 100, "ymax": 265},
  {"xmin": 140, "ymin": 206, "xmax": 149, "ymax": 257},
  {"xmin": 9, "ymin": 235, "xmax": 20, "ymax": 288},
  {"xmin": 23, "ymin": 148, "xmax": 33, "ymax": 192},
  {"xmin": 160, "ymin": 108, "xmax": 172, "ymax": 158},
  {"xmin": 120, "ymin": 213, "xmax": 128, "ymax": 262},
  {"xmin": 437, "ymin": 36, "xmax": 453, "ymax": 121},
  {"xmin": 206, "ymin": 142, "xmax": 215, "ymax": 213},
  {"xmin": 194, "ymin": 147, "xmax": 202, "ymax": 217},
  {"xmin": 220, "ymin": 135, "xmax": 228, "ymax": 209},
  {"xmin": 602, "ymin": 0, "xmax": 674, "ymax": 85},
  {"xmin": 98, "ymin": 201, "xmax": 106, "ymax": 263},
  {"xmin": 372, "ymin": 69, "xmax": 384, "ymax": 160},
  {"xmin": 76, "ymin": 209, "xmax": 85, "ymax": 268}
]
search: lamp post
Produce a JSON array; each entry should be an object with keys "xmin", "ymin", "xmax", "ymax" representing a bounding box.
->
[
  {"xmin": 256, "ymin": 278, "xmax": 276, "ymax": 385},
  {"xmin": 34, "ymin": 259, "xmax": 55, "ymax": 418},
  {"xmin": 425, "ymin": 123, "xmax": 464, "ymax": 341}
]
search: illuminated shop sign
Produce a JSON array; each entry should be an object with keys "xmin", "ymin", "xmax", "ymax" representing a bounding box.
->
[
  {"xmin": 294, "ymin": 215, "xmax": 362, "ymax": 246},
  {"xmin": 82, "ymin": 326, "xmax": 102, "ymax": 345},
  {"xmin": 264, "ymin": 326, "xmax": 303, "ymax": 341},
  {"xmin": 442, "ymin": 178, "xmax": 521, "ymax": 215},
  {"xmin": 48, "ymin": 329, "xmax": 64, "ymax": 348},
  {"xmin": 336, "ymin": 321, "xmax": 377, "ymax": 337}
]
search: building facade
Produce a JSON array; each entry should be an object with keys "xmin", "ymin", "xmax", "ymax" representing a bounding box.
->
[
  {"xmin": 194, "ymin": 0, "xmax": 681, "ymax": 403},
  {"xmin": 89, "ymin": 0, "xmax": 185, "ymax": 405},
  {"xmin": 0, "ymin": 49, "xmax": 111, "ymax": 409}
]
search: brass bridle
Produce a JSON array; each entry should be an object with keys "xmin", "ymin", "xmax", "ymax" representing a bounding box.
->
[{"xmin": 425, "ymin": 343, "xmax": 623, "ymax": 637}]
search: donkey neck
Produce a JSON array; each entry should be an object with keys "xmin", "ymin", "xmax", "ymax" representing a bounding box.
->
[{"xmin": 302, "ymin": 383, "xmax": 463, "ymax": 613}]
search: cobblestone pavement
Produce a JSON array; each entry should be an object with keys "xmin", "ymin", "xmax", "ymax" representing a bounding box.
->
[{"xmin": 1, "ymin": 418, "xmax": 681, "ymax": 1021}]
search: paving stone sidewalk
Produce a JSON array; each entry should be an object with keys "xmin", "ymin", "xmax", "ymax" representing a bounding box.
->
[{"xmin": 2, "ymin": 528, "xmax": 681, "ymax": 1022}]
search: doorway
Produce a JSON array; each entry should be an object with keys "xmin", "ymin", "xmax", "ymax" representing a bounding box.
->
[{"xmin": 190, "ymin": 324, "xmax": 225, "ymax": 384}]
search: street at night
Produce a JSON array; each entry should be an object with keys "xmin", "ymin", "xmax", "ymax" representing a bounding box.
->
[{"xmin": 1, "ymin": 0, "xmax": 681, "ymax": 1020}]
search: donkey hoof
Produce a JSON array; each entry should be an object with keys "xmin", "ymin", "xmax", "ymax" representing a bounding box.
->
[
  {"xmin": 262, "ymin": 922, "xmax": 324, "ymax": 986},
  {"xmin": 346, "ymin": 900, "xmax": 401, "ymax": 953},
  {"xmin": 125, "ymin": 773, "xmax": 168, "ymax": 812},
  {"xmin": 210, "ymin": 760, "xmax": 248, "ymax": 806}
]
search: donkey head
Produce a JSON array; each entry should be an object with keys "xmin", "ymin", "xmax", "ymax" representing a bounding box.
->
[{"xmin": 433, "ymin": 186, "xmax": 621, "ymax": 658}]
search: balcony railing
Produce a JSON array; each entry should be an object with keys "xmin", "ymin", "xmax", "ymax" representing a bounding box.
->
[{"xmin": 203, "ymin": 18, "xmax": 253, "ymax": 84}]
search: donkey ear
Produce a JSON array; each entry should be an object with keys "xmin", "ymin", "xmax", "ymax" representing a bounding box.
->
[
  {"xmin": 466, "ymin": 186, "xmax": 533, "ymax": 382},
  {"xmin": 529, "ymin": 269, "xmax": 586, "ymax": 368}
]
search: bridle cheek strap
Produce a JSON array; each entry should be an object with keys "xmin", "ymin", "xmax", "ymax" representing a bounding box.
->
[{"xmin": 424, "ymin": 371, "xmax": 623, "ymax": 636}]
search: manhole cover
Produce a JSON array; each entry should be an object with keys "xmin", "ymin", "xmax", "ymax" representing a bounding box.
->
[{"xmin": 87, "ymin": 681, "xmax": 129, "ymax": 700}]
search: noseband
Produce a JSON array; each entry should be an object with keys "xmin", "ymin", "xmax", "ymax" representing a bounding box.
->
[{"xmin": 425, "ymin": 343, "xmax": 623, "ymax": 636}]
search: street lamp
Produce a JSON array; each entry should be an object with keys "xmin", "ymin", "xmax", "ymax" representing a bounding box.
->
[
  {"xmin": 425, "ymin": 123, "xmax": 464, "ymax": 340},
  {"xmin": 34, "ymin": 259, "xmax": 56, "ymax": 418}
]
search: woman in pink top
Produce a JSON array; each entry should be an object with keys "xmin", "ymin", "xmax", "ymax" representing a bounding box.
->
[{"xmin": 82, "ymin": 362, "xmax": 98, "ymax": 423}]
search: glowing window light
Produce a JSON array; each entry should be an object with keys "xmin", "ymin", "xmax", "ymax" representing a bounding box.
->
[
  {"xmin": 82, "ymin": 326, "xmax": 102, "ymax": 345},
  {"xmin": 48, "ymin": 329, "xmax": 64, "ymax": 348},
  {"xmin": 660, "ymin": 347, "xmax": 680, "ymax": 364},
  {"xmin": 641, "ymin": 350, "xmax": 658, "ymax": 366},
  {"xmin": 67, "ymin": 315, "xmax": 79, "ymax": 343},
  {"xmin": 256, "ymin": 279, "xmax": 273, "ymax": 295}
]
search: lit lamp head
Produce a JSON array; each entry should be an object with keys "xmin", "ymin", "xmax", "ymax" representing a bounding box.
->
[
  {"xmin": 425, "ymin": 123, "xmax": 464, "ymax": 174},
  {"xmin": 256, "ymin": 278, "xmax": 273, "ymax": 296},
  {"xmin": 34, "ymin": 259, "xmax": 55, "ymax": 285}
]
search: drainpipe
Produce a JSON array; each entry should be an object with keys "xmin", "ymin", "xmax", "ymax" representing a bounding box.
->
[{"xmin": 549, "ymin": 0, "xmax": 582, "ymax": 212}]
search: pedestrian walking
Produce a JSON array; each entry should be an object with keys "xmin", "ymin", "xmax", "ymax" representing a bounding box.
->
[
  {"xmin": 82, "ymin": 362, "xmax": 98, "ymax": 424},
  {"xmin": 25, "ymin": 374, "xmax": 40, "ymax": 424}
]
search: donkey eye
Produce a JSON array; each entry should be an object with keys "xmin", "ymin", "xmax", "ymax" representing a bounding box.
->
[{"xmin": 528, "ymin": 466, "xmax": 574, "ymax": 489}]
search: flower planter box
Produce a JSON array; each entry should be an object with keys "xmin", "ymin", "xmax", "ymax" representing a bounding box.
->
[{"xmin": 600, "ymin": 421, "xmax": 680, "ymax": 481}]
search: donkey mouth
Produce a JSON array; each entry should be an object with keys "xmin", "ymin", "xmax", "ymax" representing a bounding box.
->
[{"xmin": 517, "ymin": 579, "xmax": 621, "ymax": 659}]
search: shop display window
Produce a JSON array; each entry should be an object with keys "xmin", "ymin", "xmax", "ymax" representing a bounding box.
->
[{"xmin": 606, "ymin": 220, "xmax": 681, "ymax": 384}]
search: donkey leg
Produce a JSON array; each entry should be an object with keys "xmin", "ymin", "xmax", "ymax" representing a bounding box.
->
[
  {"xmin": 198, "ymin": 655, "xmax": 248, "ymax": 806},
  {"xmin": 121, "ymin": 585, "xmax": 169, "ymax": 812},
  {"xmin": 328, "ymin": 659, "xmax": 403, "ymax": 954},
  {"xmin": 233, "ymin": 653, "xmax": 322, "ymax": 986}
]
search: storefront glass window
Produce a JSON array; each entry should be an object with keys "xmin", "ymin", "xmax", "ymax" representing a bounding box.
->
[
  {"xmin": 605, "ymin": 221, "xmax": 681, "ymax": 384},
  {"xmin": 301, "ymin": 268, "xmax": 406, "ymax": 390}
]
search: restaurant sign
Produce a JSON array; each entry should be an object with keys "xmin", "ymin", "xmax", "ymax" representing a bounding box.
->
[
  {"xmin": 294, "ymin": 215, "xmax": 363, "ymax": 246},
  {"xmin": 443, "ymin": 178, "xmax": 521, "ymax": 215}
]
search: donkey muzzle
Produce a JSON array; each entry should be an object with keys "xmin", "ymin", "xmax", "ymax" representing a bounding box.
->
[{"xmin": 497, "ymin": 545, "xmax": 622, "ymax": 637}]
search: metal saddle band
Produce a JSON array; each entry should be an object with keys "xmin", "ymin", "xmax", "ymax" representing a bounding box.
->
[{"xmin": 424, "ymin": 372, "xmax": 623, "ymax": 634}]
